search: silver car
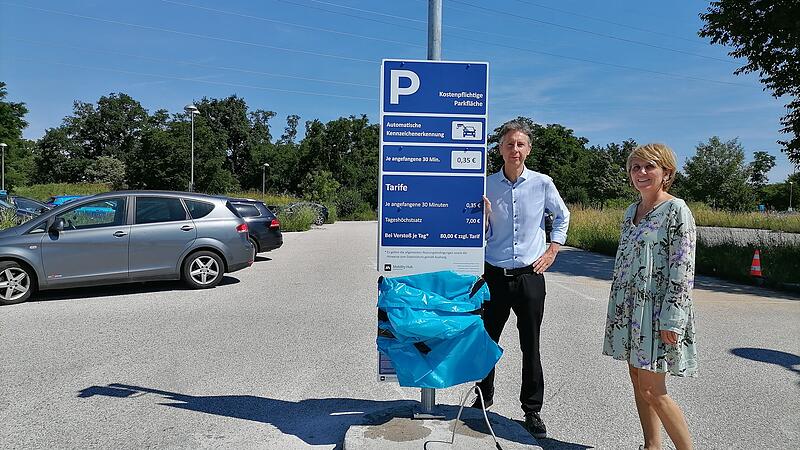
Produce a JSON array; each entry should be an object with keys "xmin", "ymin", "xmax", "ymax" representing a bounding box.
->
[{"xmin": 0, "ymin": 191, "xmax": 253, "ymax": 305}]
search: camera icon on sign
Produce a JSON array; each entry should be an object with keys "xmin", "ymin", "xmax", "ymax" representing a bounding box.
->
[{"xmin": 452, "ymin": 121, "xmax": 482, "ymax": 140}]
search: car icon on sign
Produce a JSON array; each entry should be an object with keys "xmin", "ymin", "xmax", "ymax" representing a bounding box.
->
[{"xmin": 462, "ymin": 126, "xmax": 477, "ymax": 137}]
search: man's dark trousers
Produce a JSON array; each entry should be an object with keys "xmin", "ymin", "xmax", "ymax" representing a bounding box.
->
[{"xmin": 478, "ymin": 263, "xmax": 546, "ymax": 414}]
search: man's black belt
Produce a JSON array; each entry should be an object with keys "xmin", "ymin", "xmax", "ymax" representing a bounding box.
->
[{"xmin": 485, "ymin": 263, "xmax": 534, "ymax": 277}]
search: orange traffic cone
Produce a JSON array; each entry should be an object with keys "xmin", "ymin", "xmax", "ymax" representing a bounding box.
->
[{"xmin": 750, "ymin": 250, "xmax": 763, "ymax": 277}]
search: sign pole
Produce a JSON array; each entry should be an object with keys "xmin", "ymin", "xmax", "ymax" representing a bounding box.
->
[
  {"xmin": 427, "ymin": 0, "xmax": 442, "ymax": 60},
  {"xmin": 420, "ymin": 0, "xmax": 443, "ymax": 416}
]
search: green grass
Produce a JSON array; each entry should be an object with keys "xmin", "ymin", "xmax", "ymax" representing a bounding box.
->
[
  {"xmin": 564, "ymin": 206, "xmax": 623, "ymax": 256},
  {"xmin": 566, "ymin": 204, "xmax": 800, "ymax": 290},
  {"xmin": 688, "ymin": 202, "xmax": 800, "ymax": 232},
  {"xmin": 13, "ymin": 183, "xmax": 112, "ymax": 201}
]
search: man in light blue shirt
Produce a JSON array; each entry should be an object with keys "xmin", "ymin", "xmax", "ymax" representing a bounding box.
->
[{"xmin": 474, "ymin": 119, "xmax": 570, "ymax": 439}]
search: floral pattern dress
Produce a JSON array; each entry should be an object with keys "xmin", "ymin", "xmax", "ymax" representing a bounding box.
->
[{"xmin": 602, "ymin": 198, "xmax": 698, "ymax": 377}]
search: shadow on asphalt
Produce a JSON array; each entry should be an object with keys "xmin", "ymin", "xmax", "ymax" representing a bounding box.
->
[
  {"xmin": 730, "ymin": 348, "xmax": 800, "ymax": 379},
  {"xmin": 254, "ymin": 255, "xmax": 272, "ymax": 262},
  {"xmin": 549, "ymin": 248, "xmax": 800, "ymax": 301},
  {"xmin": 76, "ymin": 383, "xmax": 541, "ymax": 448},
  {"xmin": 30, "ymin": 276, "xmax": 240, "ymax": 303},
  {"xmin": 549, "ymin": 249, "xmax": 614, "ymax": 282},
  {"xmin": 536, "ymin": 438, "xmax": 594, "ymax": 450},
  {"xmin": 508, "ymin": 421, "xmax": 593, "ymax": 450}
]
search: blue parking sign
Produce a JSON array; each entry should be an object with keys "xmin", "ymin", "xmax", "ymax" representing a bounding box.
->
[
  {"xmin": 378, "ymin": 59, "xmax": 489, "ymax": 277},
  {"xmin": 382, "ymin": 60, "xmax": 488, "ymax": 116}
]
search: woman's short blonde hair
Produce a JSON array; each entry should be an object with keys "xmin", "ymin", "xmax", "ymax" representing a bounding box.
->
[{"xmin": 626, "ymin": 143, "xmax": 678, "ymax": 191}]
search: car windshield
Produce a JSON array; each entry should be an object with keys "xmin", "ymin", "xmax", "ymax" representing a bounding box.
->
[
  {"xmin": 0, "ymin": 198, "xmax": 15, "ymax": 209},
  {"xmin": 49, "ymin": 196, "xmax": 80, "ymax": 204},
  {"xmin": 14, "ymin": 197, "xmax": 46, "ymax": 210}
]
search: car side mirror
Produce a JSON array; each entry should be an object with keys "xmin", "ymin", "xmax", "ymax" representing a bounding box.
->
[{"xmin": 50, "ymin": 218, "xmax": 65, "ymax": 233}]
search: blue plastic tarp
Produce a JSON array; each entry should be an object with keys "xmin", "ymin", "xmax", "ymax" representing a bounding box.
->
[{"xmin": 376, "ymin": 271, "xmax": 503, "ymax": 389}]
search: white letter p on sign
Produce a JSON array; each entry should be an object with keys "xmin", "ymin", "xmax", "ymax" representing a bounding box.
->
[{"xmin": 389, "ymin": 70, "xmax": 420, "ymax": 104}]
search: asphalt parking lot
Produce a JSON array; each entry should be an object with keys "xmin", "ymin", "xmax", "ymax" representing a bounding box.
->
[{"xmin": 1, "ymin": 221, "xmax": 798, "ymax": 449}]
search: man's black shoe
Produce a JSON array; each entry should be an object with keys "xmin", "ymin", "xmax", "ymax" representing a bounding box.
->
[
  {"xmin": 469, "ymin": 396, "xmax": 493, "ymax": 409},
  {"xmin": 524, "ymin": 412, "xmax": 547, "ymax": 439}
]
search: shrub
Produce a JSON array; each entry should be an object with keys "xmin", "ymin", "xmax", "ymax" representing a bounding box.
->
[
  {"xmin": 85, "ymin": 157, "xmax": 127, "ymax": 189},
  {"xmin": 0, "ymin": 208, "xmax": 23, "ymax": 230},
  {"xmin": 335, "ymin": 188, "xmax": 364, "ymax": 218},
  {"xmin": 349, "ymin": 203, "xmax": 377, "ymax": 221},
  {"xmin": 276, "ymin": 205, "xmax": 316, "ymax": 232},
  {"xmin": 562, "ymin": 186, "xmax": 589, "ymax": 206},
  {"xmin": 299, "ymin": 169, "xmax": 340, "ymax": 203},
  {"xmin": 696, "ymin": 243, "xmax": 800, "ymax": 288},
  {"xmin": 604, "ymin": 197, "xmax": 636, "ymax": 209},
  {"xmin": 323, "ymin": 202, "xmax": 337, "ymax": 224}
]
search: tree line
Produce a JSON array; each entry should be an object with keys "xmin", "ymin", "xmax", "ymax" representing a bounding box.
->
[
  {"xmin": 0, "ymin": 82, "xmax": 797, "ymax": 213},
  {"xmin": 486, "ymin": 117, "xmax": 795, "ymax": 211},
  {"xmin": 0, "ymin": 83, "xmax": 380, "ymax": 217}
]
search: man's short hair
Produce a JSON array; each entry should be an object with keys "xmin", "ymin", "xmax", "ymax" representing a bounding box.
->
[{"xmin": 498, "ymin": 120, "xmax": 533, "ymax": 146}]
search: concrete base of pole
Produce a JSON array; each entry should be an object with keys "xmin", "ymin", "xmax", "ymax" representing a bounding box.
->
[
  {"xmin": 412, "ymin": 407, "xmax": 447, "ymax": 420},
  {"xmin": 415, "ymin": 387, "xmax": 444, "ymax": 419},
  {"xmin": 343, "ymin": 404, "xmax": 541, "ymax": 449}
]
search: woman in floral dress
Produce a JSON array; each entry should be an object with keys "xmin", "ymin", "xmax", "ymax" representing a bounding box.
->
[{"xmin": 603, "ymin": 143, "xmax": 697, "ymax": 450}]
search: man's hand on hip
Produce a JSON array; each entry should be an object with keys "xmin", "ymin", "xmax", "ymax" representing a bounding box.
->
[{"xmin": 532, "ymin": 243, "xmax": 561, "ymax": 274}]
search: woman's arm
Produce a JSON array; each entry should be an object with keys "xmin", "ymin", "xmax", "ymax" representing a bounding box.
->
[{"xmin": 659, "ymin": 202, "xmax": 697, "ymax": 337}]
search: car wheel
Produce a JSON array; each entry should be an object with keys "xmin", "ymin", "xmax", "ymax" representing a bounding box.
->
[
  {"xmin": 182, "ymin": 251, "xmax": 224, "ymax": 289},
  {"xmin": 0, "ymin": 261, "xmax": 34, "ymax": 305},
  {"xmin": 248, "ymin": 237, "xmax": 258, "ymax": 260},
  {"xmin": 314, "ymin": 212, "xmax": 325, "ymax": 226}
]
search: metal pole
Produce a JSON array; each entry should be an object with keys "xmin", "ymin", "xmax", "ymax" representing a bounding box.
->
[
  {"xmin": 790, "ymin": 182, "xmax": 794, "ymax": 212},
  {"xmin": 427, "ymin": 0, "xmax": 442, "ymax": 60},
  {"xmin": 421, "ymin": 387, "xmax": 436, "ymax": 413},
  {"xmin": 419, "ymin": 0, "xmax": 442, "ymax": 416},
  {"xmin": 190, "ymin": 113, "xmax": 195, "ymax": 192},
  {"xmin": 0, "ymin": 143, "xmax": 5, "ymax": 192},
  {"xmin": 262, "ymin": 163, "xmax": 270, "ymax": 200}
]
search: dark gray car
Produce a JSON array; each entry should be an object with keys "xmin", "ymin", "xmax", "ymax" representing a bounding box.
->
[
  {"xmin": 0, "ymin": 191, "xmax": 253, "ymax": 305},
  {"xmin": 229, "ymin": 198, "xmax": 283, "ymax": 259}
]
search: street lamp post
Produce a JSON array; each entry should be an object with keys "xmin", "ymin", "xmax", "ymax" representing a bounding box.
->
[
  {"xmin": 183, "ymin": 104, "xmax": 200, "ymax": 192},
  {"xmin": 790, "ymin": 181, "xmax": 794, "ymax": 212},
  {"xmin": 262, "ymin": 163, "xmax": 270, "ymax": 199},
  {"xmin": 0, "ymin": 143, "xmax": 6, "ymax": 192}
]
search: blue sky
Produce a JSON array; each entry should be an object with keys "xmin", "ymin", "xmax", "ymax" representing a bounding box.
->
[{"xmin": 1, "ymin": 0, "xmax": 795, "ymax": 181}]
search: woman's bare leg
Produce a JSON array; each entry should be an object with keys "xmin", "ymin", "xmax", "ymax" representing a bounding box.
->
[
  {"xmin": 636, "ymin": 369, "xmax": 693, "ymax": 450},
  {"xmin": 629, "ymin": 365, "xmax": 663, "ymax": 449}
]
